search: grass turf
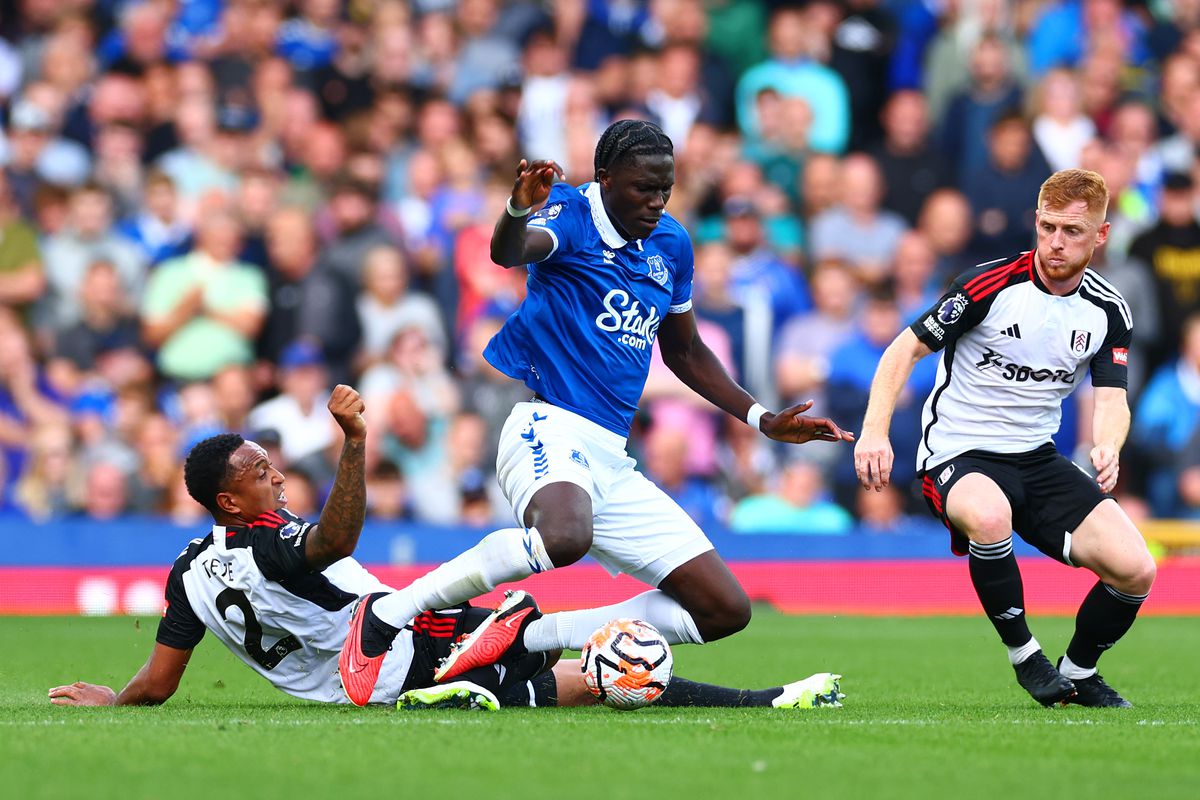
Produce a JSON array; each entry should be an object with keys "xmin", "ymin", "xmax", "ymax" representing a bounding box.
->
[{"xmin": 2, "ymin": 612, "xmax": 1197, "ymax": 800}]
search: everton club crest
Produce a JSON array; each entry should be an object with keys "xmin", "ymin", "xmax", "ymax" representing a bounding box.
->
[{"xmin": 646, "ymin": 254, "xmax": 669, "ymax": 287}]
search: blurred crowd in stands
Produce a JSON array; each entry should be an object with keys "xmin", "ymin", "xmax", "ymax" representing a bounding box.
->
[{"xmin": 1, "ymin": 0, "xmax": 1200, "ymax": 531}]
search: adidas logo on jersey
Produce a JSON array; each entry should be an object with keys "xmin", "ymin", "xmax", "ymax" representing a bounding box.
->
[{"xmin": 1001, "ymin": 323, "xmax": 1022, "ymax": 338}]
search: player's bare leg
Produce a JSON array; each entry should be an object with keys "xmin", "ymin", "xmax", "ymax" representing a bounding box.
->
[
  {"xmin": 945, "ymin": 473, "xmax": 1076, "ymax": 705},
  {"xmin": 524, "ymin": 482, "xmax": 597, "ymax": 566},
  {"xmin": 656, "ymin": 551, "xmax": 752, "ymax": 642},
  {"xmin": 1054, "ymin": 499, "xmax": 1155, "ymax": 707}
]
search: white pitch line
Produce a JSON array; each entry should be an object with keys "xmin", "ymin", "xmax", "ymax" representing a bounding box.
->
[{"xmin": 1, "ymin": 716, "xmax": 1196, "ymax": 728}]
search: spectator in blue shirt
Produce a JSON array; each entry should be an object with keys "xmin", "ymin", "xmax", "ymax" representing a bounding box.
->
[{"xmin": 736, "ymin": 6, "xmax": 851, "ymax": 155}]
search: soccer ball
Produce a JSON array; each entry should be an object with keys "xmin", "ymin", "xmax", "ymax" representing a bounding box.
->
[{"xmin": 580, "ymin": 618, "xmax": 673, "ymax": 710}]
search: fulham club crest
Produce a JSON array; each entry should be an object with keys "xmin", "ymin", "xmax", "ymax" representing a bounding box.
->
[{"xmin": 1070, "ymin": 329, "xmax": 1092, "ymax": 356}]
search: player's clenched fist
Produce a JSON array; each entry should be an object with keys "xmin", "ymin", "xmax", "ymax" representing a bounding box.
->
[
  {"xmin": 854, "ymin": 432, "xmax": 894, "ymax": 491},
  {"xmin": 328, "ymin": 384, "xmax": 366, "ymax": 440},
  {"xmin": 511, "ymin": 158, "xmax": 565, "ymax": 210}
]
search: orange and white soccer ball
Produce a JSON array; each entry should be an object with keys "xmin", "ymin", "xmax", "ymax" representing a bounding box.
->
[{"xmin": 580, "ymin": 618, "xmax": 673, "ymax": 710}]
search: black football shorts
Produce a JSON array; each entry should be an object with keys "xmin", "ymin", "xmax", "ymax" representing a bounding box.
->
[{"xmin": 918, "ymin": 443, "xmax": 1110, "ymax": 565}]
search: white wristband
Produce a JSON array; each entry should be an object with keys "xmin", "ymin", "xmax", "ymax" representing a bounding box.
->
[
  {"xmin": 506, "ymin": 197, "xmax": 532, "ymax": 217},
  {"xmin": 746, "ymin": 402, "xmax": 768, "ymax": 431}
]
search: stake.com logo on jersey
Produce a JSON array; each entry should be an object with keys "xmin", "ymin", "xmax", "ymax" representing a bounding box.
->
[{"xmin": 595, "ymin": 289, "xmax": 661, "ymax": 351}]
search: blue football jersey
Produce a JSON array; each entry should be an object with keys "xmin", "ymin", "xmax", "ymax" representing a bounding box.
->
[{"xmin": 484, "ymin": 182, "xmax": 695, "ymax": 436}]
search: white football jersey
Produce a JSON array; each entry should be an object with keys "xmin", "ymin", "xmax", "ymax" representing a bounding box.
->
[
  {"xmin": 910, "ymin": 252, "xmax": 1131, "ymax": 473},
  {"xmin": 156, "ymin": 509, "xmax": 416, "ymax": 704}
]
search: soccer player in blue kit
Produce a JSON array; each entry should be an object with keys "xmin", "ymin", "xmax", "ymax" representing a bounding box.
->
[{"xmin": 339, "ymin": 120, "xmax": 853, "ymax": 706}]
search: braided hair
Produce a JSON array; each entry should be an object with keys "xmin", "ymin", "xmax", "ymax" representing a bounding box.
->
[{"xmin": 593, "ymin": 119, "xmax": 674, "ymax": 179}]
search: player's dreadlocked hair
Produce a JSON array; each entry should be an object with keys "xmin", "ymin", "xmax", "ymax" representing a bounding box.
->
[
  {"xmin": 184, "ymin": 433, "xmax": 245, "ymax": 515},
  {"xmin": 593, "ymin": 119, "xmax": 674, "ymax": 179}
]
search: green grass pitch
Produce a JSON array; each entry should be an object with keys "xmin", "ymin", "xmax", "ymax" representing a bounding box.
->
[{"xmin": 2, "ymin": 612, "xmax": 1197, "ymax": 800}]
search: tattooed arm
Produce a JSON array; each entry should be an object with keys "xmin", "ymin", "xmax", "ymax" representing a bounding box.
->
[{"xmin": 304, "ymin": 385, "xmax": 368, "ymax": 571}]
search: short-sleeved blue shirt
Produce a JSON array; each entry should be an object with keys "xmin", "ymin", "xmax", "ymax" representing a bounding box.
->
[{"xmin": 484, "ymin": 182, "xmax": 695, "ymax": 436}]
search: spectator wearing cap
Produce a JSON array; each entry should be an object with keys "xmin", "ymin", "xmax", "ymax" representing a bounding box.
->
[
  {"xmin": 2, "ymin": 95, "xmax": 92, "ymax": 213},
  {"xmin": 39, "ymin": 182, "xmax": 147, "ymax": 332},
  {"xmin": 141, "ymin": 209, "xmax": 267, "ymax": 382},
  {"xmin": 0, "ymin": 170, "xmax": 44, "ymax": 322},
  {"xmin": 1129, "ymin": 171, "xmax": 1200, "ymax": 370},
  {"xmin": 247, "ymin": 339, "xmax": 335, "ymax": 483},
  {"xmin": 260, "ymin": 207, "xmax": 360, "ymax": 383},
  {"xmin": 723, "ymin": 195, "xmax": 810, "ymax": 332},
  {"xmin": 809, "ymin": 153, "xmax": 908, "ymax": 285}
]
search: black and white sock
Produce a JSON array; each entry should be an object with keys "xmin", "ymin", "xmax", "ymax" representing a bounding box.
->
[
  {"xmin": 1062, "ymin": 581, "xmax": 1148, "ymax": 677},
  {"xmin": 968, "ymin": 538, "xmax": 1036, "ymax": 659}
]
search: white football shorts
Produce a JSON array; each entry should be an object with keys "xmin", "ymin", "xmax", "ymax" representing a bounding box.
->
[{"xmin": 495, "ymin": 401, "xmax": 714, "ymax": 587}]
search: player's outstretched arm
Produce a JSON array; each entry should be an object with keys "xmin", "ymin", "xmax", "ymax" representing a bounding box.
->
[
  {"xmin": 49, "ymin": 643, "xmax": 193, "ymax": 707},
  {"xmin": 1090, "ymin": 386, "xmax": 1131, "ymax": 493},
  {"xmin": 855, "ymin": 328, "xmax": 933, "ymax": 491},
  {"xmin": 491, "ymin": 159, "xmax": 564, "ymax": 267},
  {"xmin": 305, "ymin": 385, "xmax": 368, "ymax": 570},
  {"xmin": 657, "ymin": 310, "xmax": 854, "ymax": 444}
]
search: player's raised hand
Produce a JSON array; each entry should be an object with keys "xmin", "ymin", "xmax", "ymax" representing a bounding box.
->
[
  {"xmin": 760, "ymin": 400, "xmax": 855, "ymax": 445},
  {"xmin": 1090, "ymin": 443, "xmax": 1120, "ymax": 493},
  {"xmin": 48, "ymin": 681, "xmax": 117, "ymax": 706},
  {"xmin": 328, "ymin": 384, "xmax": 366, "ymax": 441},
  {"xmin": 511, "ymin": 159, "xmax": 565, "ymax": 210},
  {"xmin": 854, "ymin": 430, "xmax": 894, "ymax": 492}
]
